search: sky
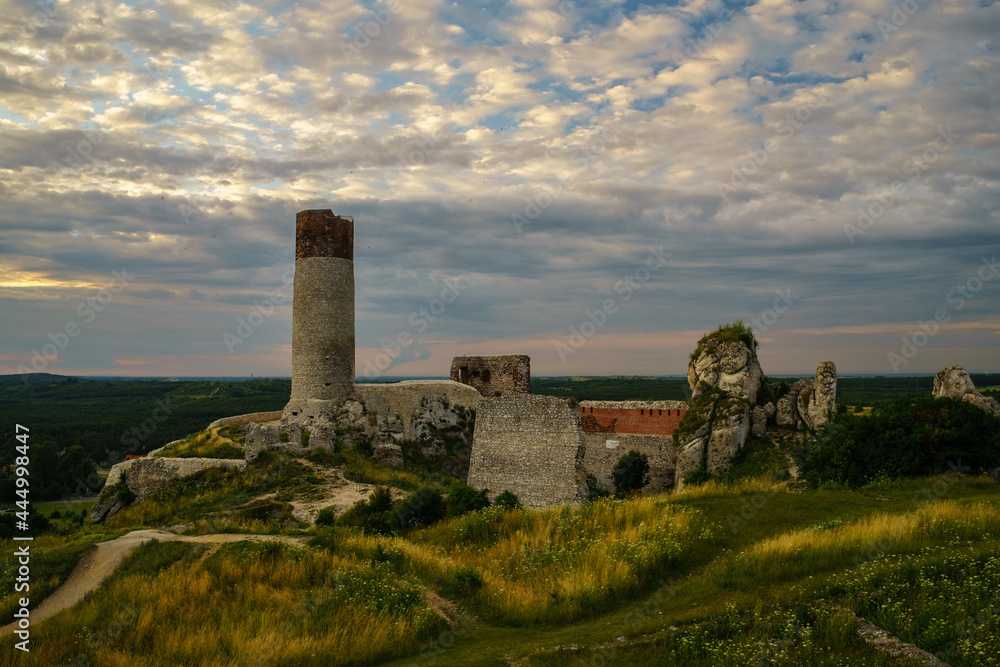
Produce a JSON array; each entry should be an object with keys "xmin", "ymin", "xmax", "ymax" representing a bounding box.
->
[{"xmin": 1, "ymin": 0, "xmax": 998, "ymax": 380}]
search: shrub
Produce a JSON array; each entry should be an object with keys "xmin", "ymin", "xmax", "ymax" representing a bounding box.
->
[
  {"xmin": 394, "ymin": 488, "xmax": 446, "ymax": 529},
  {"xmin": 585, "ymin": 474, "xmax": 610, "ymax": 501},
  {"xmin": 301, "ymin": 429, "xmax": 311, "ymax": 447},
  {"xmin": 336, "ymin": 486, "xmax": 395, "ymax": 535},
  {"xmin": 314, "ymin": 507, "xmax": 336, "ymax": 527},
  {"xmin": 612, "ymin": 450, "xmax": 650, "ymax": 498},
  {"xmin": 354, "ymin": 440, "xmax": 374, "ymax": 457},
  {"xmin": 493, "ymin": 490, "xmax": 521, "ymax": 510},
  {"xmin": 683, "ymin": 468, "xmax": 711, "ymax": 487},
  {"xmin": 445, "ymin": 482, "xmax": 490, "ymax": 517},
  {"xmin": 798, "ymin": 396, "xmax": 1000, "ymax": 487},
  {"xmin": 441, "ymin": 564, "xmax": 484, "ymax": 598}
]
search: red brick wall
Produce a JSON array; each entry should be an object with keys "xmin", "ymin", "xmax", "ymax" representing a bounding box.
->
[{"xmin": 580, "ymin": 406, "xmax": 686, "ymax": 436}]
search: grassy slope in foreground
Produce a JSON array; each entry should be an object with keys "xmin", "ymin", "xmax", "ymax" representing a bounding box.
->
[{"xmin": 0, "ymin": 470, "xmax": 996, "ymax": 666}]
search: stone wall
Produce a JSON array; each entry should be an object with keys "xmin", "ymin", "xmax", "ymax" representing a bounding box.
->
[
  {"xmin": 467, "ymin": 395, "xmax": 587, "ymax": 507},
  {"xmin": 582, "ymin": 432, "xmax": 674, "ymax": 495},
  {"xmin": 450, "ymin": 354, "xmax": 530, "ymax": 397},
  {"xmin": 357, "ymin": 380, "xmax": 480, "ymax": 441},
  {"xmin": 207, "ymin": 411, "xmax": 283, "ymax": 430},
  {"xmin": 91, "ymin": 457, "xmax": 247, "ymax": 522},
  {"xmin": 579, "ymin": 400, "xmax": 687, "ymax": 436}
]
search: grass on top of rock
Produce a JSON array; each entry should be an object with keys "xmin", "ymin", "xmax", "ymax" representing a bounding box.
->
[
  {"xmin": 152, "ymin": 427, "xmax": 244, "ymax": 459},
  {"xmin": 690, "ymin": 319, "xmax": 759, "ymax": 361}
]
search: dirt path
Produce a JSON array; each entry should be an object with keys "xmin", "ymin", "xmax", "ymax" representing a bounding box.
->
[{"xmin": 0, "ymin": 529, "xmax": 303, "ymax": 635}]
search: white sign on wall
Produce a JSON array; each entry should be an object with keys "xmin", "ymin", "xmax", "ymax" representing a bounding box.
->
[{"xmin": 606, "ymin": 440, "xmax": 619, "ymax": 449}]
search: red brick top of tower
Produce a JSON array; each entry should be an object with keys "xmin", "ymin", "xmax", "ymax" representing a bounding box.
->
[{"xmin": 296, "ymin": 209, "xmax": 353, "ymax": 260}]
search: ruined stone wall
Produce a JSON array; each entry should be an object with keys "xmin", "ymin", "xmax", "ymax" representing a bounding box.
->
[
  {"xmin": 582, "ymin": 433, "xmax": 675, "ymax": 495},
  {"xmin": 357, "ymin": 380, "xmax": 480, "ymax": 441},
  {"xmin": 450, "ymin": 354, "xmax": 530, "ymax": 397},
  {"xmin": 207, "ymin": 411, "xmax": 283, "ymax": 430},
  {"xmin": 467, "ymin": 395, "xmax": 586, "ymax": 507},
  {"xmin": 579, "ymin": 400, "xmax": 687, "ymax": 436}
]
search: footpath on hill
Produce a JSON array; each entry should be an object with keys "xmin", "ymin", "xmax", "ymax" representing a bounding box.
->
[{"xmin": 0, "ymin": 529, "xmax": 304, "ymax": 636}]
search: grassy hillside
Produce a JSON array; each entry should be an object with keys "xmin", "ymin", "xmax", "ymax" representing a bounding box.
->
[{"xmin": 1, "ymin": 424, "xmax": 998, "ymax": 666}]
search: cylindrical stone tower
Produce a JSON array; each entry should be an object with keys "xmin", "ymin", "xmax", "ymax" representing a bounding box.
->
[{"xmin": 283, "ymin": 209, "xmax": 356, "ymax": 421}]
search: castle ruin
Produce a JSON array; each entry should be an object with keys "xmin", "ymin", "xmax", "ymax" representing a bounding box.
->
[{"xmin": 450, "ymin": 355, "xmax": 530, "ymax": 397}]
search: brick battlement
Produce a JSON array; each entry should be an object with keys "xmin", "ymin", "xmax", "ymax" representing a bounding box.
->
[{"xmin": 579, "ymin": 400, "xmax": 687, "ymax": 436}]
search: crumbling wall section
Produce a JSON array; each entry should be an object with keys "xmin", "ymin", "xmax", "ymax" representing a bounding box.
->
[
  {"xmin": 582, "ymin": 433, "xmax": 675, "ymax": 495},
  {"xmin": 467, "ymin": 395, "xmax": 586, "ymax": 507},
  {"xmin": 450, "ymin": 354, "xmax": 530, "ymax": 397}
]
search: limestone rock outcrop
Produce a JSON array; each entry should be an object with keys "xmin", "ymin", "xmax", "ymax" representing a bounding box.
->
[
  {"xmin": 799, "ymin": 361, "xmax": 838, "ymax": 428},
  {"xmin": 675, "ymin": 328, "xmax": 762, "ymax": 489},
  {"xmin": 91, "ymin": 457, "xmax": 247, "ymax": 523},
  {"xmin": 751, "ymin": 405, "xmax": 767, "ymax": 437},
  {"xmin": 933, "ymin": 366, "xmax": 999, "ymax": 416}
]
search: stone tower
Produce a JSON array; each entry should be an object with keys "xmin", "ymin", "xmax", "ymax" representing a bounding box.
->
[{"xmin": 283, "ymin": 209, "xmax": 356, "ymax": 422}]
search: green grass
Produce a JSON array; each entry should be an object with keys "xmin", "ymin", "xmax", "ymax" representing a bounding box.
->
[
  {"xmin": 0, "ymin": 534, "xmax": 102, "ymax": 620},
  {"xmin": 153, "ymin": 428, "xmax": 244, "ymax": 459},
  {"xmin": 5, "ymin": 431, "xmax": 1000, "ymax": 667}
]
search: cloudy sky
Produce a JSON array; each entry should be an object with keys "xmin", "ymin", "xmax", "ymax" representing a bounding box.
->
[{"xmin": 1, "ymin": 0, "xmax": 998, "ymax": 380}]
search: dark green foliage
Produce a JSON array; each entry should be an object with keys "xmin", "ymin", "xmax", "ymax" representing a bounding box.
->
[
  {"xmin": 301, "ymin": 430, "xmax": 311, "ymax": 447},
  {"xmin": 337, "ymin": 486, "xmax": 395, "ymax": 535},
  {"xmin": 441, "ymin": 564, "xmax": 485, "ymax": 598},
  {"xmin": 493, "ymin": 490, "xmax": 521, "ymax": 510},
  {"xmin": 314, "ymin": 507, "xmax": 336, "ymax": 527},
  {"xmin": 690, "ymin": 320, "xmax": 758, "ymax": 362},
  {"xmin": 354, "ymin": 439, "xmax": 375, "ymax": 457},
  {"xmin": 682, "ymin": 468, "xmax": 711, "ymax": 486},
  {"xmin": 395, "ymin": 487, "xmax": 446, "ymax": 529},
  {"xmin": 445, "ymin": 482, "xmax": 490, "ymax": 517},
  {"xmin": 798, "ymin": 396, "xmax": 1000, "ymax": 488},
  {"xmin": 115, "ymin": 479, "xmax": 136, "ymax": 505},
  {"xmin": 585, "ymin": 474, "xmax": 610, "ymax": 501},
  {"xmin": 302, "ymin": 448, "xmax": 345, "ymax": 467},
  {"xmin": 611, "ymin": 450, "xmax": 650, "ymax": 498},
  {"xmin": 0, "ymin": 377, "xmax": 292, "ymax": 484}
]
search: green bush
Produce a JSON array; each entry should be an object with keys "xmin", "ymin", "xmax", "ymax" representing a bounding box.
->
[
  {"xmin": 683, "ymin": 468, "xmax": 711, "ymax": 486},
  {"xmin": 337, "ymin": 486, "xmax": 395, "ymax": 535},
  {"xmin": 494, "ymin": 490, "xmax": 521, "ymax": 510},
  {"xmin": 798, "ymin": 396, "xmax": 1000, "ymax": 488},
  {"xmin": 445, "ymin": 482, "xmax": 490, "ymax": 517},
  {"xmin": 314, "ymin": 506, "xmax": 336, "ymax": 527},
  {"xmin": 394, "ymin": 487, "xmax": 446, "ymax": 529},
  {"xmin": 612, "ymin": 450, "xmax": 650, "ymax": 498},
  {"xmin": 441, "ymin": 564, "xmax": 484, "ymax": 598},
  {"xmin": 585, "ymin": 473, "xmax": 610, "ymax": 501}
]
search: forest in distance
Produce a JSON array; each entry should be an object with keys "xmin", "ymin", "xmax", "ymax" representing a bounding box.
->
[{"xmin": 1, "ymin": 372, "xmax": 997, "ymax": 501}]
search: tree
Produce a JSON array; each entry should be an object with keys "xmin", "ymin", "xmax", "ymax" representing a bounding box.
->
[{"xmin": 611, "ymin": 450, "xmax": 650, "ymax": 498}]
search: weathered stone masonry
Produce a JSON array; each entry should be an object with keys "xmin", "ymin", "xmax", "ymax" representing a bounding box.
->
[
  {"xmin": 451, "ymin": 355, "xmax": 530, "ymax": 397},
  {"xmin": 467, "ymin": 395, "xmax": 587, "ymax": 507}
]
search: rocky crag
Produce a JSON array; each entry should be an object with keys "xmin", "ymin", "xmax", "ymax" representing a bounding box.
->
[
  {"xmin": 775, "ymin": 361, "xmax": 837, "ymax": 430},
  {"xmin": 933, "ymin": 366, "xmax": 999, "ymax": 416},
  {"xmin": 674, "ymin": 324, "xmax": 762, "ymax": 489}
]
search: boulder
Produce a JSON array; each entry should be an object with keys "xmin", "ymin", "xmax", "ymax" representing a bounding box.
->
[
  {"xmin": 933, "ymin": 366, "xmax": 1000, "ymax": 416},
  {"xmin": 751, "ymin": 405, "xmax": 767, "ymax": 437},
  {"xmin": 775, "ymin": 396, "xmax": 796, "ymax": 426},
  {"xmin": 764, "ymin": 401, "xmax": 776, "ymax": 419},
  {"xmin": 799, "ymin": 361, "xmax": 837, "ymax": 429},
  {"xmin": 91, "ymin": 457, "xmax": 247, "ymax": 523}
]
